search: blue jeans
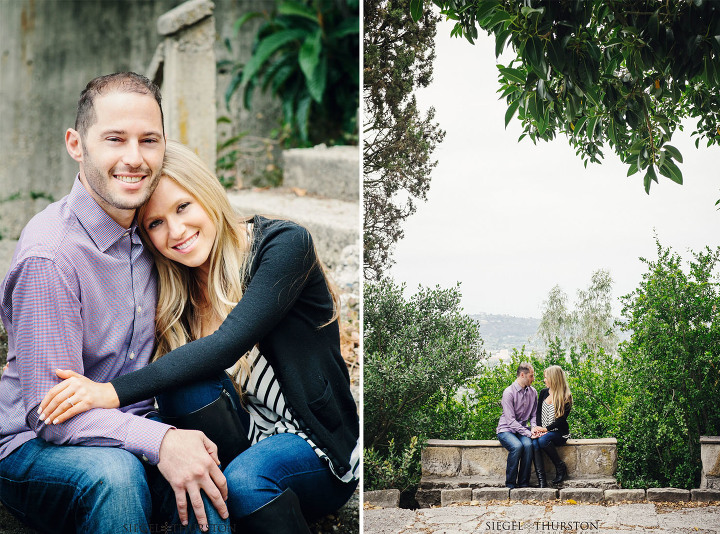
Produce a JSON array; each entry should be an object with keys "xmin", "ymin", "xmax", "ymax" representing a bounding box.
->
[
  {"xmin": 0, "ymin": 437, "xmax": 219, "ymax": 534},
  {"xmin": 532, "ymin": 431, "xmax": 566, "ymax": 451},
  {"xmin": 497, "ymin": 431, "xmax": 533, "ymax": 488},
  {"xmin": 158, "ymin": 375, "xmax": 358, "ymax": 520}
]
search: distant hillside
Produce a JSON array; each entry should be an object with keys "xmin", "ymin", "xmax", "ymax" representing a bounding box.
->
[{"xmin": 472, "ymin": 312, "xmax": 542, "ymax": 356}]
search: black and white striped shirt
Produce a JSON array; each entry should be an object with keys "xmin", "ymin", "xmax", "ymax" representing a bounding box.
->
[
  {"xmin": 541, "ymin": 401, "xmax": 570, "ymax": 439},
  {"xmin": 237, "ymin": 348, "xmax": 360, "ymax": 483}
]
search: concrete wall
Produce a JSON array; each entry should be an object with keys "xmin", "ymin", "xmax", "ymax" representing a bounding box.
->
[
  {"xmin": 700, "ymin": 436, "xmax": 720, "ymax": 489},
  {"xmin": 0, "ymin": 0, "xmax": 279, "ymax": 241}
]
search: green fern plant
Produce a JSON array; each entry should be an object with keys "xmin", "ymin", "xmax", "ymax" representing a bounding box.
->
[{"xmin": 222, "ymin": 0, "xmax": 359, "ymax": 147}]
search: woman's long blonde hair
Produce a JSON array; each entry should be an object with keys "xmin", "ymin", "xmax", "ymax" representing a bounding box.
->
[
  {"xmin": 138, "ymin": 141, "xmax": 251, "ymax": 367},
  {"xmin": 138, "ymin": 140, "xmax": 339, "ymax": 383},
  {"xmin": 544, "ymin": 365, "xmax": 573, "ymax": 419}
]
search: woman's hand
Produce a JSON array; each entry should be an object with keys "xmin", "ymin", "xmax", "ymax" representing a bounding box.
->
[{"xmin": 38, "ymin": 369, "xmax": 120, "ymax": 424}]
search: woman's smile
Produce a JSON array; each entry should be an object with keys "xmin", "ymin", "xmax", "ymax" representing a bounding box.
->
[
  {"xmin": 142, "ymin": 177, "xmax": 217, "ymax": 270},
  {"xmin": 173, "ymin": 232, "xmax": 199, "ymax": 252}
]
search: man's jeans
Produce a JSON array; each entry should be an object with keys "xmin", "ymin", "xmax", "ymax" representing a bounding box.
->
[
  {"xmin": 497, "ymin": 431, "xmax": 533, "ymax": 488},
  {"xmin": 158, "ymin": 375, "xmax": 358, "ymax": 520},
  {"xmin": 0, "ymin": 437, "xmax": 223, "ymax": 534}
]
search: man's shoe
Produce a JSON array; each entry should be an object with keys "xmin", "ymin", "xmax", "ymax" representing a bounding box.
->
[
  {"xmin": 533, "ymin": 449, "xmax": 548, "ymax": 488},
  {"xmin": 237, "ymin": 488, "xmax": 311, "ymax": 534}
]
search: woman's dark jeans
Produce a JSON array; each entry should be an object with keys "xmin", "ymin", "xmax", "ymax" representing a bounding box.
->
[
  {"xmin": 532, "ymin": 430, "xmax": 566, "ymax": 450},
  {"xmin": 157, "ymin": 374, "xmax": 357, "ymax": 519}
]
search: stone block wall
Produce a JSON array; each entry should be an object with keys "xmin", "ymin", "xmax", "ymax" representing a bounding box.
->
[
  {"xmin": 701, "ymin": 436, "xmax": 720, "ymax": 489},
  {"xmin": 417, "ymin": 438, "xmax": 619, "ymax": 508},
  {"xmin": 422, "ymin": 438, "xmax": 618, "ymax": 481}
]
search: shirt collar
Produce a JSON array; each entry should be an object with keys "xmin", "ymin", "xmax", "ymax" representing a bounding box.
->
[
  {"xmin": 68, "ymin": 175, "xmax": 138, "ymax": 252},
  {"xmin": 512, "ymin": 380, "xmax": 527, "ymax": 393}
]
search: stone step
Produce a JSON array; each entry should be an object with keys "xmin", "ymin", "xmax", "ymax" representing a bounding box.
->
[
  {"xmin": 416, "ymin": 476, "xmax": 620, "ymax": 508},
  {"xmin": 432, "ymin": 487, "xmax": 713, "ymax": 508},
  {"xmin": 364, "ymin": 489, "xmax": 401, "ymax": 509},
  {"xmin": 282, "ymin": 145, "xmax": 359, "ymax": 202},
  {"xmin": 227, "ymin": 188, "xmax": 359, "ymax": 273}
]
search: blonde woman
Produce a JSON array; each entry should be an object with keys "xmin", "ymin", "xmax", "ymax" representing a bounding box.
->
[
  {"xmin": 38, "ymin": 140, "xmax": 359, "ymax": 533},
  {"xmin": 531, "ymin": 365, "xmax": 572, "ymax": 487}
]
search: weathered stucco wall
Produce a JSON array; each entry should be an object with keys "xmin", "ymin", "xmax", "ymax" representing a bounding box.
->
[{"xmin": 0, "ymin": 0, "xmax": 278, "ymax": 242}]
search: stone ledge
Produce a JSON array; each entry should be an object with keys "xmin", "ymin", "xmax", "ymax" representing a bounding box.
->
[
  {"xmin": 283, "ymin": 145, "xmax": 359, "ymax": 202},
  {"xmin": 691, "ymin": 488, "xmax": 720, "ymax": 502},
  {"xmin": 157, "ymin": 0, "xmax": 214, "ymax": 36},
  {"xmin": 227, "ymin": 189, "xmax": 359, "ymax": 270},
  {"xmin": 426, "ymin": 438, "xmax": 618, "ymax": 447},
  {"xmin": 647, "ymin": 488, "xmax": 691, "ymax": 502},
  {"xmin": 472, "ymin": 487, "xmax": 510, "ymax": 501},
  {"xmin": 422, "ymin": 439, "xmax": 618, "ymax": 482},
  {"xmin": 510, "ymin": 488, "xmax": 558, "ymax": 501},
  {"xmin": 604, "ymin": 489, "xmax": 646, "ymax": 503},
  {"xmin": 416, "ymin": 486, "xmax": 716, "ymax": 509},
  {"xmin": 559, "ymin": 487, "xmax": 604, "ymax": 503},
  {"xmin": 363, "ymin": 489, "xmax": 400, "ymax": 509},
  {"xmin": 441, "ymin": 488, "xmax": 472, "ymax": 506}
]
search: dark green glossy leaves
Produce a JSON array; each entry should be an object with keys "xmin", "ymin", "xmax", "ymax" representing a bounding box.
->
[
  {"xmin": 225, "ymin": 0, "xmax": 359, "ymax": 146},
  {"xmin": 413, "ymin": 0, "xmax": 720, "ymax": 198}
]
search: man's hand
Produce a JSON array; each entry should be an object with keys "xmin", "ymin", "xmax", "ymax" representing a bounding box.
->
[{"xmin": 157, "ymin": 429, "xmax": 229, "ymax": 531}]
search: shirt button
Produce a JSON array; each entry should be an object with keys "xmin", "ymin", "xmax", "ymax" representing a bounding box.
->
[
  {"xmin": 129, "ymin": 352, "xmax": 135, "ymax": 360},
  {"xmin": 137, "ymin": 306, "xmax": 142, "ymax": 313},
  {"xmin": 141, "ymin": 454, "xmax": 149, "ymax": 462}
]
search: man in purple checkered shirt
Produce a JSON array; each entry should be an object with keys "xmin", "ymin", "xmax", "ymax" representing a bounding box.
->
[
  {"xmin": 0, "ymin": 73, "xmax": 229, "ymax": 533},
  {"xmin": 496, "ymin": 362, "xmax": 538, "ymax": 488}
]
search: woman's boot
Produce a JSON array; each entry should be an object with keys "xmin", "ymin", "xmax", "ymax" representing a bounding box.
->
[
  {"xmin": 237, "ymin": 488, "xmax": 311, "ymax": 534},
  {"xmin": 543, "ymin": 443, "xmax": 567, "ymax": 485},
  {"xmin": 162, "ymin": 389, "xmax": 251, "ymax": 468},
  {"xmin": 533, "ymin": 448, "xmax": 548, "ymax": 488}
]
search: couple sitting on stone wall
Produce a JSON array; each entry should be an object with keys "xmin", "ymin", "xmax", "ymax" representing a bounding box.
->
[{"xmin": 497, "ymin": 363, "xmax": 572, "ymax": 488}]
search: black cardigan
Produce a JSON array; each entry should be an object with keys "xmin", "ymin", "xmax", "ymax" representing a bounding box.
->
[
  {"xmin": 111, "ymin": 216, "xmax": 359, "ymax": 476},
  {"xmin": 536, "ymin": 388, "xmax": 571, "ymax": 438}
]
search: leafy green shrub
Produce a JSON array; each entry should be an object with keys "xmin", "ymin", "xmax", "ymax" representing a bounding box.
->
[
  {"xmin": 364, "ymin": 437, "xmax": 421, "ymax": 492},
  {"xmin": 364, "ymin": 279, "xmax": 485, "ymax": 452},
  {"xmin": 224, "ymin": 0, "xmax": 359, "ymax": 147},
  {"xmin": 616, "ymin": 239, "xmax": 720, "ymax": 489}
]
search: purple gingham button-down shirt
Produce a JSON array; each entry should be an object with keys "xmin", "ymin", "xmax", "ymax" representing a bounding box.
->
[
  {"xmin": 0, "ymin": 177, "xmax": 171, "ymax": 463},
  {"xmin": 496, "ymin": 381, "xmax": 537, "ymax": 437}
]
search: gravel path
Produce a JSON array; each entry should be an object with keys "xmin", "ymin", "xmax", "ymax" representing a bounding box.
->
[{"xmin": 364, "ymin": 502, "xmax": 720, "ymax": 533}]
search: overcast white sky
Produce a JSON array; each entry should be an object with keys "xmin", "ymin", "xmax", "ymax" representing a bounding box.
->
[{"xmin": 388, "ymin": 19, "xmax": 719, "ymax": 319}]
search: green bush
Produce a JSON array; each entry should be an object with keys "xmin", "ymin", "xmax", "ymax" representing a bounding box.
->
[
  {"xmin": 364, "ymin": 437, "xmax": 421, "ymax": 492},
  {"xmin": 616, "ymin": 239, "xmax": 720, "ymax": 489},
  {"xmin": 364, "ymin": 279, "xmax": 485, "ymax": 452}
]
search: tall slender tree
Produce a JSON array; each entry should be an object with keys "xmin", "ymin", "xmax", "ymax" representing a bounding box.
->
[{"xmin": 364, "ymin": 0, "xmax": 445, "ymax": 279}]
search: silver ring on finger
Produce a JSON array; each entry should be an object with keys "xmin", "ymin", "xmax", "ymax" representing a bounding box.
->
[{"xmin": 67, "ymin": 398, "xmax": 75, "ymax": 407}]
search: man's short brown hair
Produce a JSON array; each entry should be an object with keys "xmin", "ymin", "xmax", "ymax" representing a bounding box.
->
[
  {"xmin": 516, "ymin": 362, "xmax": 533, "ymax": 377},
  {"xmin": 75, "ymin": 72, "xmax": 164, "ymax": 139}
]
